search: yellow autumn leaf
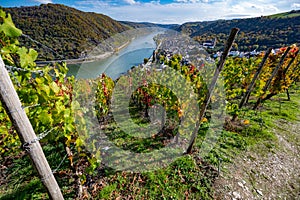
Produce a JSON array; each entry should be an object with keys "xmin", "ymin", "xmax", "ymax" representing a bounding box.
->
[
  {"xmin": 201, "ymin": 117, "xmax": 208, "ymax": 123},
  {"xmin": 243, "ymin": 119, "xmax": 250, "ymax": 125}
]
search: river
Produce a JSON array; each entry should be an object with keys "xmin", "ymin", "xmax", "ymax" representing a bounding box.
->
[{"xmin": 68, "ymin": 30, "xmax": 161, "ymax": 80}]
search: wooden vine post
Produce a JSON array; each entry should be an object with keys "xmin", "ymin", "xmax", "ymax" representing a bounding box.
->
[
  {"xmin": 283, "ymin": 50, "xmax": 299, "ymax": 100},
  {"xmin": 185, "ymin": 28, "xmax": 239, "ymax": 154},
  {"xmin": 291, "ymin": 60, "xmax": 300, "ymax": 83},
  {"xmin": 253, "ymin": 46, "xmax": 291, "ymax": 110},
  {"xmin": 243, "ymin": 48, "xmax": 272, "ymax": 105},
  {"xmin": 0, "ymin": 57, "xmax": 64, "ymax": 200},
  {"xmin": 231, "ymin": 47, "xmax": 272, "ymax": 121},
  {"xmin": 283, "ymin": 50, "xmax": 299, "ymax": 74}
]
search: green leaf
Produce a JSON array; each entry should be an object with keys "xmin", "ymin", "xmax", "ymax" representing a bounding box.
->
[
  {"xmin": 41, "ymin": 85, "xmax": 50, "ymax": 96},
  {"xmin": 65, "ymin": 134, "xmax": 72, "ymax": 146},
  {"xmin": 54, "ymin": 68, "xmax": 60, "ymax": 77},
  {"xmin": 76, "ymin": 138, "xmax": 84, "ymax": 148},
  {"xmin": 0, "ymin": 10, "xmax": 22, "ymax": 37},
  {"xmin": 50, "ymin": 82, "xmax": 60, "ymax": 94},
  {"xmin": 39, "ymin": 110, "xmax": 53, "ymax": 125},
  {"xmin": 65, "ymin": 123, "xmax": 74, "ymax": 133},
  {"xmin": 35, "ymin": 77, "xmax": 44, "ymax": 84},
  {"xmin": 17, "ymin": 47, "xmax": 38, "ymax": 68}
]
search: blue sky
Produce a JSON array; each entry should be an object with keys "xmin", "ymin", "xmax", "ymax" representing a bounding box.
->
[{"xmin": 1, "ymin": 0, "xmax": 300, "ymax": 24}]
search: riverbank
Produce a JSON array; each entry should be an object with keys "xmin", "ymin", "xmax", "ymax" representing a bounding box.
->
[
  {"xmin": 68, "ymin": 31, "xmax": 160, "ymax": 79},
  {"xmin": 35, "ymin": 40, "xmax": 132, "ymax": 66},
  {"xmin": 36, "ymin": 52, "xmax": 113, "ymax": 66}
]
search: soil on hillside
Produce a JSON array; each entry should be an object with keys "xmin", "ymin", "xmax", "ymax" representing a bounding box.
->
[{"xmin": 213, "ymin": 118, "xmax": 300, "ymax": 199}]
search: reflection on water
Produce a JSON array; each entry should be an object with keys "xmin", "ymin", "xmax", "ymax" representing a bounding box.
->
[
  {"xmin": 68, "ymin": 30, "xmax": 160, "ymax": 80},
  {"xmin": 104, "ymin": 48, "xmax": 154, "ymax": 80}
]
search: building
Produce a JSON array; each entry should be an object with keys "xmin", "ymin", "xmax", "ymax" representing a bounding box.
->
[{"xmin": 202, "ymin": 38, "xmax": 217, "ymax": 49}]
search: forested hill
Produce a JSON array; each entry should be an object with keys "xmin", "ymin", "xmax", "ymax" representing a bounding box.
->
[
  {"xmin": 4, "ymin": 4, "xmax": 300, "ymax": 60},
  {"xmin": 177, "ymin": 10, "xmax": 300, "ymax": 52},
  {"xmin": 4, "ymin": 4, "xmax": 129, "ymax": 60},
  {"xmin": 119, "ymin": 21, "xmax": 179, "ymax": 30}
]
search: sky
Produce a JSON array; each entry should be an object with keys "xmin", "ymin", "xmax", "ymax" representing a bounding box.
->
[{"xmin": 1, "ymin": 0, "xmax": 300, "ymax": 24}]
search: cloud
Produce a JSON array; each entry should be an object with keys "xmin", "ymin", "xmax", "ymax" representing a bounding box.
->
[
  {"xmin": 75, "ymin": 0, "xmax": 111, "ymax": 8},
  {"xmin": 229, "ymin": 1, "xmax": 279, "ymax": 13},
  {"xmin": 291, "ymin": 3, "xmax": 300, "ymax": 9},
  {"xmin": 32, "ymin": 0, "xmax": 53, "ymax": 3},
  {"xmin": 75, "ymin": 0, "xmax": 229, "ymax": 23},
  {"xmin": 175, "ymin": 0, "xmax": 209, "ymax": 3},
  {"xmin": 223, "ymin": 14, "xmax": 252, "ymax": 18},
  {"xmin": 74, "ymin": 0, "xmax": 293, "ymax": 24},
  {"xmin": 124, "ymin": 0, "xmax": 137, "ymax": 5}
]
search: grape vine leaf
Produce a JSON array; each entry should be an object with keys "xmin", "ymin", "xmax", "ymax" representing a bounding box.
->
[
  {"xmin": 17, "ymin": 47, "xmax": 38, "ymax": 68},
  {"xmin": 50, "ymin": 82, "xmax": 60, "ymax": 94},
  {"xmin": 0, "ymin": 10, "xmax": 22, "ymax": 37},
  {"xmin": 39, "ymin": 110, "xmax": 53, "ymax": 125}
]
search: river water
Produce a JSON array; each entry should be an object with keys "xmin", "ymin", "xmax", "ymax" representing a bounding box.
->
[{"xmin": 68, "ymin": 31, "xmax": 160, "ymax": 80}]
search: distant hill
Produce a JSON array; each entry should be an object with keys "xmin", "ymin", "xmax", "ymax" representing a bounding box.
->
[
  {"xmin": 4, "ymin": 4, "xmax": 129, "ymax": 60},
  {"xmin": 4, "ymin": 4, "xmax": 300, "ymax": 60},
  {"xmin": 177, "ymin": 10, "xmax": 300, "ymax": 52},
  {"xmin": 268, "ymin": 9, "xmax": 300, "ymax": 18},
  {"xmin": 119, "ymin": 21, "xmax": 179, "ymax": 30}
]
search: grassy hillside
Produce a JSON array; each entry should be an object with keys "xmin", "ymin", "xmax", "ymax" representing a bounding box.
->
[
  {"xmin": 4, "ymin": 4, "xmax": 129, "ymax": 60},
  {"xmin": 177, "ymin": 10, "xmax": 300, "ymax": 52},
  {"xmin": 269, "ymin": 9, "xmax": 300, "ymax": 18}
]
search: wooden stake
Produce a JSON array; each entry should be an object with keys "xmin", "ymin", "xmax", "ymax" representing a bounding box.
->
[
  {"xmin": 291, "ymin": 62, "xmax": 300, "ymax": 83},
  {"xmin": 243, "ymin": 48, "xmax": 272, "ymax": 105},
  {"xmin": 231, "ymin": 47, "xmax": 272, "ymax": 121},
  {"xmin": 283, "ymin": 50, "xmax": 299, "ymax": 75},
  {"xmin": 0, "ymin": 57, "xmax": 64, "ymax": 200},
  {"xmin": 185, "ymin": 28, "xmax": 239, "ymax": 154},
  {"xmin": 283, "ymin": 50, "xmax": 298, "ymax": 101},
  {"xmin": 253, "ymin": 47, "xmax": 291, "ymax": 110}
]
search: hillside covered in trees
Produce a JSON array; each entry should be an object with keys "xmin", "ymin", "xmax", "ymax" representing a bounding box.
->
[
  {"xmin": 3, "ymin": 4, "xmax": 300, "ymax": 60},
  {"xmin": 177, "ymin": 10, "xmax": 300, "ymax": 52},
  {"xmin": 4, "ymin": 4, "xmax": 129, "ymax": 60},
  {"xmin": 119, "ymin": 21, "xmax": 179, "ymax": 29}
]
